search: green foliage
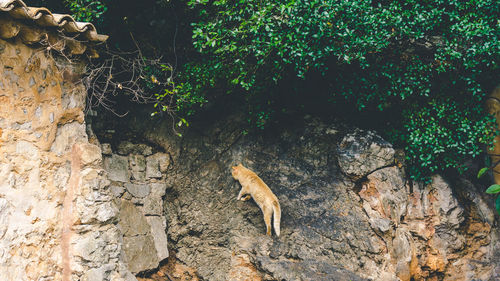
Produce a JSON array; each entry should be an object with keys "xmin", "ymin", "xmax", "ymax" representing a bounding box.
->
[
  {"xmin": 400, "ymin": 100, "xmax": 497, "ymax": 182},
  {"xmin": 477, "ymin": 167, "xmax": 489, "ymax": 179},
  {"xmin": 64, "ymin": 0, "xmax": 107, "ymax": 23},
  {"xmin": 30, "ymin": 0, "xmax": 107, "ymax": 25},
  {"xmin": 486, "ymin": 184, "xmax": 500, "ymax": 194},
  {"xmin": 37, "ymin": 0, "xmax": 500, "ymax": 182},
  {"xmin": 168, "ymin": 60, "xmax": 214, "ymax": 116},
  {"xmin": 477, "ymin": 169, "xmax": 500, "ymax": 216},
  {"xmin": 160, "ymin": 0, "xmax": 500, "ymax": 181},
  {"xmin": 496, "ymin": 196, "xmax": 500, "ymax": 216}
]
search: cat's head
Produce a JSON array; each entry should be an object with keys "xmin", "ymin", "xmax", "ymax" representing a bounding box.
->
[{"xmin": 231, "ymin": 163, "xmax": 244, "ymax": 179}]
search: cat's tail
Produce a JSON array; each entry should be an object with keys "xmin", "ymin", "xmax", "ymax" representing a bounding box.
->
[{"xmin": 272, "ymin": 200, "xmax": 281, "ymax": 237}]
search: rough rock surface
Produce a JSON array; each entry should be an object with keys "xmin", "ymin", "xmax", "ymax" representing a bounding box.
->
[
  {"xmin": 337, "ymin": 128, "xmax": 395, "ymax": 179},
  {"xmin": 149, "ymin": 118, "xmax": 381, "ymax": 280},
  {"xmin": 0, "ymin": 38, "xmax": 131, "ymax": 280},
  {"xmin": 102, "ymin": 143, "xmax": 170, "ymax": 274},
  {"xmin": 2, "ymin": 31, "xmax": 493, "ymax": 278},
  {"xmin": 113, "ymin": 114, "xmax": 499, "ymax": 281}
]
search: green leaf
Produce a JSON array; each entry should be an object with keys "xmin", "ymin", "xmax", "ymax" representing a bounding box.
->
[
  {"xmin": 496, "ymin": 195, "xmax": 500, "ymax": 216},
  {"xmin": 485, "ymin": 184, "xmax": 500, "ymax": 194},
  {"xmin": 477, "ymin": 167, "xmax": 489, "ymax": 178}
]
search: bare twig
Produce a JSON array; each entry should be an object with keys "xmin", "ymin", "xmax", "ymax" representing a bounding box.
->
[
  {"xmin": 82, "ymin": 42, "xmax": 179, "ymax": 121},
  {"xmin": 34, "ymin": 28, "xmax": 183, "ymax": 135}
]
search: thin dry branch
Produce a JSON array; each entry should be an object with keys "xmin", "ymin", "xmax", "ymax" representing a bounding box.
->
[
  {"xmin": 83, "ymin": 44, "xmax": 178, "ymax": 119},
  {"xmin": 35, "ymin": 30, "xmax": 183, "ymax": 135}
]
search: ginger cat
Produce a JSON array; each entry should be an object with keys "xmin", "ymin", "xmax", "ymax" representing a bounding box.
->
[{"xmin": 231, "ymin": 164, "xmax": 281, "ymax": 237}]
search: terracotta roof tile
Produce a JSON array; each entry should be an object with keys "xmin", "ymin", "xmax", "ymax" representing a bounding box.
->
[{"xmin": 0, "ymin": 0, "xmax": 107, "ymax": 56}]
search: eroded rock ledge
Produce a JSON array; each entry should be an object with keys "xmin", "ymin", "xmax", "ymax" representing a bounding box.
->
[{"xmin": 92, "ymin": 112, "xmax": 500, "ymax": 281}]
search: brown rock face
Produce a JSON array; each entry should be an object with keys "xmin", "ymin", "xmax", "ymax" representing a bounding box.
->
[
  {"xmin": 90, "ymin": 110, "xmax": 500, "ymax": 281},
  {"xmin": 137, "ymin": 251, "xmax": 200, "ymax": 281},
  {"xmin": 228, "ymin": 253, "xmax": 263, "ymax": 281},
  {"xmin": 0, "ymin": 38, "xmax": 128, "ymax": 280},
  {"xmin": 356, "ymin": 159, "xmax": 499, "ymax": 280}
]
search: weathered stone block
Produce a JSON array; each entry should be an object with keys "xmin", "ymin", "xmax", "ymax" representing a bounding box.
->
[
  {"xmin": 80, "ymin": 143, "xmax": 102, "ymax": 167},
  {"xmin": 110, "ymin": 185, "xmax": 125, "ymax": 198},
  {"xmin": 50, "ymin": 122, "xmax": 87, "ymax": 156},
  {"xmin": 157, "ymin": 153, "xmax": 170, "ymax": 173},
  {"xmin": 117, "ymin": 141, "xmax": 152, "ymax": 156},
  {"xmin": 118, "ymin": 200, "xmax": 150, "ymax": 237},
  {"xmin": 118, "ymin": 200, "xmax": 160, "ymax": 273},
  {"xmin": 146, "ymin": 153, "xmax": 170, "ymax": 179},
  {"xmin": 150, "ymin": 182, "xmax": 167, "ymax": 197},
  {"xmin": 104, "ymin": 155, "xmax": 130, "ymax": 183},
  {"xmin": 141, "ymin": 183, "xmax": 166, "ymax": 215},
  {"xmin": 122, "ymin": 234, "xmax": 159, "ymax": 274},
  {"xmin": 80, "ymin": 168, "xmax": 109, "ymax": 195},
  {"xmin": 129, "ymin": 154, "xmax": 146, "ymax": 181},
  {"xmin": 142, "ymin": 196, "xmax": 163, "ymax": 216},
  {"xmin": 96, "ymin": 202, "xmax": 119, "ymax": 223},
  {"xmin": 81, "ymin": 266, "xmax": 107, "ymax": 281},
  {"xmin": 125, "ymin": 183, "xmax": 151, "ymax": 198},
  {"xmin": 146, "ymin": 216, "xmax": 169, "ymax": 261},
  {"xmin": 73, "ymin": 232, "xmax": 109, "ymax": 264},
  {"xmin": 146, "ymin": 154, "xmax": 162, "ymax": 179},
  {"xmin": 76, "ymin": 200, "xmax": 103, "ymax": 225}
]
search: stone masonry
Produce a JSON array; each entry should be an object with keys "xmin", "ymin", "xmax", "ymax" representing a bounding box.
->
[
  {"xmin": 0, "ymin": 37, "xmax": 132, "ymax": 280},
  {"xmin": 101, "ymin": 140, "xmax": 170, "ymax": 274}
]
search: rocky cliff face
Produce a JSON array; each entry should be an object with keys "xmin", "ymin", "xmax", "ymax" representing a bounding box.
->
[
  {"xmin": 0, "ymin": 37, "xmax": 132, "ymax": 281},
  {"xmin": 92, "ymin": 111, "xmax": 500, "ymax": 281}
]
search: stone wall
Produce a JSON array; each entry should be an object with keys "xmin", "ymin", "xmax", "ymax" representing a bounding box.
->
[
  {"xmin": 0, "ymin": 37, "xmax": 132, "ymax": 280},
  {"xmin": 100, "ymin": 140, "xmax": 170, "ymax": 274}
]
